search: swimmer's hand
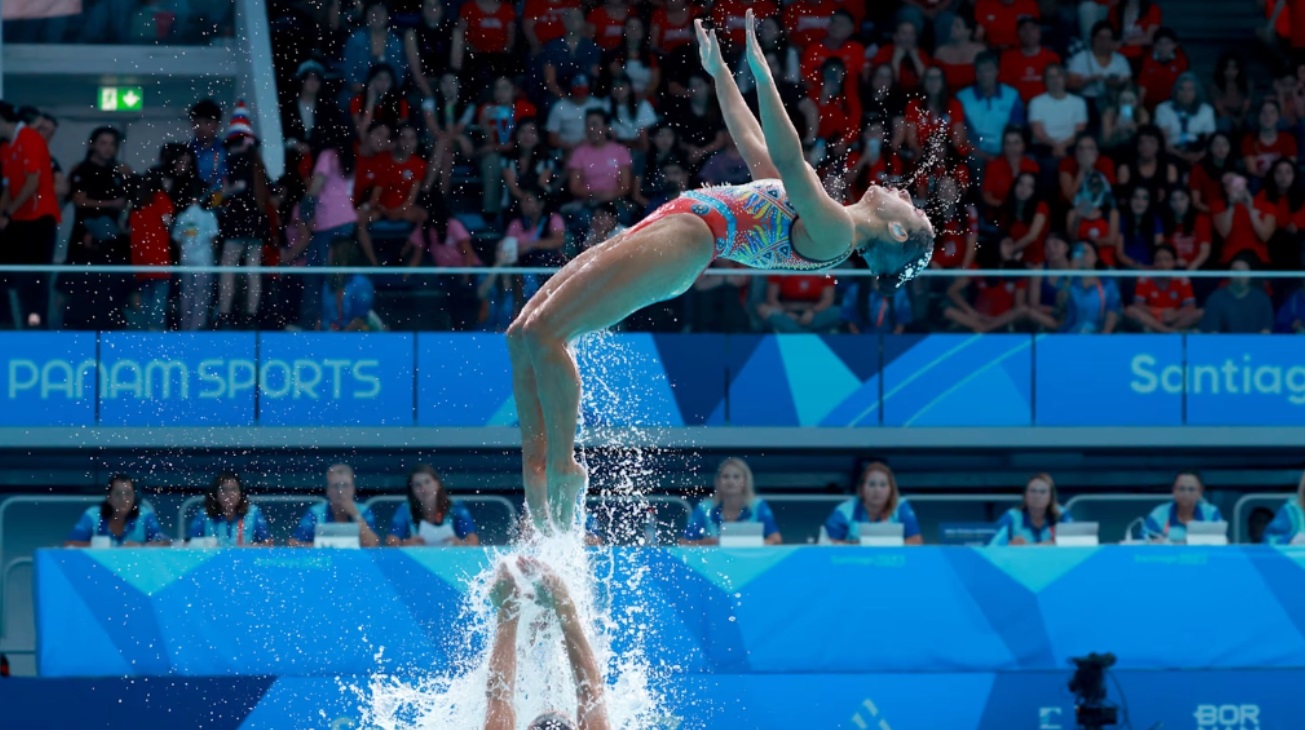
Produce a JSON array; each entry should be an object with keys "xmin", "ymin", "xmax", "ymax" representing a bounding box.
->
[
  {"xmin": 489, "ymin": 563, "xmax": 522, "ymax": 618},
  {"xmin": 694, "ymin": 19, "xmax": 726, "ymax": 80},
  {"xmin": 517, "ymin": 556, "xmax": 574, "ymax": 615},
  {"xmin": 743, "ymin": 10, "xmax": 770, "ymax": 81}
]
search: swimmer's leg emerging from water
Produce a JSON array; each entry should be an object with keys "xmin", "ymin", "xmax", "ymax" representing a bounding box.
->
[
  {"xmin": 508, "ymin": 333, "xmax": 551, "ymax": 531},
  {"xmin": 508, "ymin": 218, "xmax": 714, "ymax": 528}
]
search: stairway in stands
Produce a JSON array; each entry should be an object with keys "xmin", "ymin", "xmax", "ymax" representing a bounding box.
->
[{"xmin": 1153, "ymin": 0, "xmax": 1282, "ymax": 87}]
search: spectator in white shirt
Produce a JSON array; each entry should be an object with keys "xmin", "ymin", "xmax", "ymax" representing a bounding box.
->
[
  {"xmin": 1067, "ymin": 21, "xmax": 1132, "ymax": 106},
  {"xmin": 545, "ymin": 73, "xmax": 609, "ymax": 152},
  {"xmin": 1154, "ymin": 72, "xmax": 1216, "ymax": 166},
  {"xmin": 1029, "ymin": 64, "xmax": 1089, "ymax": 159}
]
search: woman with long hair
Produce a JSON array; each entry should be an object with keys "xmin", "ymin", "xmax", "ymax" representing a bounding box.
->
[
  {"xmin": 1189, "ymin": 131, "xmax": 1239, "ymax": 213},
  {"xmin": 501, "ymin": 117, "xmax": 560, "ymax": 207},
  {"xmin": 997, "ymin": 171, "xmax": 1050, "ymax": 266},
  {"xmin": 1209, "ymin": 51, "xmax": 1251, "ymax": 132},
  {"xmin": 1256, "ymin": 157, "xmax": 1305, "ymax": 270},
  {"xmin": 1067, "ymin": 171, "xmax": 1121, "ymax": 267},
  {"xmin": 903, "ymin": 65, "xmax": 969, "ymax": 163},
  {"xmin": 386, "ymin": 465, "xmax": 480, "ymax": 546},
  {"xmin": 1154, "ymin": 72, "xmax": 1216, "ymax": 166},
  {"xmin": 932, "ymin": 11, "xmax": 985, "ymax": 91},
  {"xmin": 350, "ymin": 64, "xmax": 410, "ymax": 138},
  {"xmin": 186, "ymin": 472, "xmax": 274, "ymax": 546},
  {"xmin": 823, "ymin": 461, "xmax": 923, "ymax": 545},
  {"xmin": 989, "ymin": 473, "xmax": 1071, "ymax": 546},
  {"xmin": 681, "ymin": 457, "xmax": 782, "ymax": 546},
  {"xmin": 1115, "ymin": 185, "xmax": 1165, "ymax": 270},
  {"xmin": 296, "ymin": 117, "xmax": 358, "ymax": 330},
  {"xmin": 422, "ymin": 72, "xmax": 476, "ymax": 196},
  {"xmin": 62, "ymin": 126, "xmax": 131, "ymax": 330},
  {"xmin": 1162, "ymin": 186, "xmax": 1213, "ymax": 270},
  {"xmin": 65, "ymin": 474, "xmax": 169, "ymax": 547},
  {"xmin": 604, "ymin": 14, "xmax": 660, "ymax": 101},
  {"xmin": 1117, "ymin": 124, "xmax": 1178, "ymax": 204}
]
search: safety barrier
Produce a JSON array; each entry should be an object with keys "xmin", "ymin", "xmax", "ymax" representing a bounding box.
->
[{"xmin": 1232, "ymin": 492, "xmax": 1296, "ymax": 544}]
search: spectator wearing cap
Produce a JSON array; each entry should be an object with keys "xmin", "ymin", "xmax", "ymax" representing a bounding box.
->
[
  {"xmin": 1242, "ymin": 99, "xmax": 1299, "ymax": 180},
  {"xmin": 1262, "ymin": 472, "xmax": 1305, "ymax": 544},
  {"xmin": 869, "ymin": 19, "xmax": 932, "ymax": 93},
  {"xmin": 1067, "ymin": 22, "xmax": 1132, "ymax": 109},
  {"xmin": 386, "ymin": 465, "xmax": 480, "ymax": 547},
  {"xmin": 288, "ymin": 464, "xmax": 380, "ymax": 547},
  {"xmin": 1140, "ymin": 471, "xmax": 1223, "ymax": 544},
  {"xmin": 1000, "ymin": 16, "xmax": 1061, "ymax": 103},
  {"xmin": 989, "ymin": 474, "xmax": 1071, "ymax": 546},
  {"xmin": 824, "ymin": 462, "xmax": 922, "ymax": 545},
  {"xmin": 541, "ymin": 8, "xmax": 602, "ymax": 102},
  {"xmin": 974, "ymin": 0, "xmax": 1039, "ymax": 50},
  {"xmin": 1201, "ymin": 255, "xmax": 1274, "ymax": 334},
  {"xmin": 342, "ymin": 1, "xmax": 407, "ymax": 105},
  {"xmin": 215, "ymin": 101, "xmax": 271, "ymax": 328},
  {"xmin": 189, "ymin": 98, "xmax": 227, "ymax": 191},
  {"xmin": 406, "ymin": 0, "xmax": 464, "ymax": 102},
  {"xmin": 1214, "ymin": 173, "xmax": 1275, "ymax": 266},
  {"xmin": 1126, "ymin": 245, "xmax": 1201, "ymax": 332},
  {"xmin": 65, "ymin": 474, "xmax": 169, "ymax": 548},
  {"xmin": 1060, "ymin": 241, "xmax": 1121, "ymax": 334},
  {"xmin": 457, "ymin": 0, "xmax": 518, "ymax": 94},
  {"xmin": 1109, "ymin": 0, "xmax": 1164, "ymax": 65},
  {"xmin": 958, "ymin": 51, "xmax": 1025, "ymax": 162},
  {"xmin": 546, "ymin": 74, "xmax": 610, "ymax": 153},
  {"xmin": 187, "ymin": 472, "xmax": 274, "ymax": 547},
  {"xmin": 1137, "ymin": 28, "xmax": 1188, "ymax": 112},
  {"xmin": 1029, "ymin": 64, "xmax": 1088, "ymax": 161},
  {"xmin": 681, "ymin": 458, "xmax": 782, "ymax": 546},
  {"xmin": 0, "ymin": 100, "xmax": 60, "ymax": 329}
]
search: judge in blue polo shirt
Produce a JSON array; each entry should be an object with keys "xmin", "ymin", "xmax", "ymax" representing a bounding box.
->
[
  {"xmin": 825, "ymin": 461, "xmax": 923, "ymax": 545},
  {"xmin": 65, "ymin": 474, "xmax": 170, "ymax": 547},
  {"xmin": 1141, "ymin": 471, "xmax": 1224, "ymax": 544},
  {"xmin": 1263, "ymin": 471, "xmax": 1305, "ymax": 545},
  {"xmin": 386, "ymin": 464, "xmax": 480, "ymax": 546},
  {"xmin": 288, "ymin": 463, "xmax": 381, "ymax": 547},
  {"xmin": 681, "ymin": 458, "xmax": 782, "ymax": 545},
  {"xmin": 187, "ymin": 471, "xmax": 273, "ymax": 546},
  {"xmin": 989, "ymin": 473, "xmax": 1072, "ymax": 546}
]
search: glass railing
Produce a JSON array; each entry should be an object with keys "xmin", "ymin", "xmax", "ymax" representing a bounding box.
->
[
  {"xmin": 2, "ymin": 0, "xmax": 234, "ymax": 46},
  {"xmin": 0, "ymin": 264, "xmax": 1300, "ymax": 336}
]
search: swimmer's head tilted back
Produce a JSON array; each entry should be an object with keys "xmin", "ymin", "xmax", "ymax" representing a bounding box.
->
[{"xmin": 529, "ymin": 712, "xmax": 577, "ymax": 730}]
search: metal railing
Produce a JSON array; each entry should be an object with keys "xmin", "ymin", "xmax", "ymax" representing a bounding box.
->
[
  {"xmin": 1, "ymin": 556, "xmax": 34, "ymax": 647},
  {"xmin": 1231, "ymin": 492, "xmax": 1294, "ymax": 544}
]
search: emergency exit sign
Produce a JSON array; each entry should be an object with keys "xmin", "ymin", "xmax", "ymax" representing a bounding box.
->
[{"xmin": 98, "ymin": 86, "xmax": 144, "ymax": 112}]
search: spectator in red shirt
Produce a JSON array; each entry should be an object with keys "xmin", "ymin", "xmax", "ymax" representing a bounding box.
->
[
  {"xmin": 524, "ymin": 0, "xmax": 580, "ymax": 56},
  {"xmin": 1257, "ymin": 158, "xmax": 1305, "ymax": 270},
  {"xmin": 125, "ymin": 172, "xmax": 174, "ymax": 331},
  {"xmin": 458, "ymin": 0, "xmax": 518, "ymax": 91},
  {"xmin": 587, "ymin": 0, "xmax": 633, "ymax": 52},
  {"xmin": 974, "ymin": 0, "xmax": 1039, "ymax": 50},
  {"xmin": 1190, "ymin": 132, "xmax": 1239, "ymax": 213},
  {"xmin": 844, "ymin": 117, "xmax": 905, "ymax": 202},
  {"xmin": 904, "ymin": 66, "xmax": 969, "ymax": 162},
  {"xmin": 783, "ymin": 0, "xmax": 840, "ymax": 50},
  {"xmin": 1242, "ymin": 99, "xmax": 1298, "ymax": 179},
  {"xmin": 801, "ymin": 11, "xmax": 867, "ymax": 98},
  {"xmin": 982, "ymin": 126, "xmax": 1039, "ymax": 209},
  {"xmin": 650, "ymin": 0, "xmax": 699, "ymax": 55},
  {"xmin": 1126, "ymin": 245, "xmax": 1202, "ymax": 332},
  {"xmin": 350, "ymin": 65, "xmax": 411, "ymax": 138},
  {"xmin": 0, "ymin": 100, "xmax": 60, "ymax": 328},
  {"xmin": 379, "ymin": 125, "xmax": 428, "ymax": 226},
  {"xmin": 712, "ymin": 0, "xmax": 781, "ymax": 52},
  {"xmin": 1058, "ymin": 133, "xmax": 1116, "ymax": 205},
  {"xmin": 999, "ymin": 171, "xmax": 1051, "ymax": 265},
  {"xmin": 944, "ymin": 244, "xmax": 1030, "ymax": 333},
  {"xmin": 1000, "ymin": 17, "xmax": 1061, "ymax": 103},
  {"xmin": 933, "ymin": 13, "xmax": 986, "ymax": 92},
  {"xmin": 870, "ymin": 20, "xmax": 932, "ymax": 93},
  {"xmin": 1214, "ymin": 172, "xmax": 1276, "ymax": 265},
  {"xmin": 927, "ymin": 175, "xmax": 978, "ymax": 272},
  {"xmin": 757, "ymin": 274, "xmax": 840, "ymax": 333},
  {"xmin": 1066, "ymin": 171, "xmax": 1121, "ymax": 267},
  {"xmin": 810, "ymin": 58, "xmax": 859, "ymax": 154},
  {"xmin": 1110, "ymin": 0, "xmax": 1163, "ymax": 65},
  {"xmin": 353, "ymin": 121, "xmax": 395, "ymax": 267},
  {"xmin": 1137, "ymin": 28, "xmax": 1188, "ymax": 111},
  {"xmin": 1164, "ymin": 187, "xmax": 1213, "ymax": 271}
]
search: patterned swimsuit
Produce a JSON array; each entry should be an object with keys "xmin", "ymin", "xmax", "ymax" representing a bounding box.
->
[{"xmin": 627, "ymin": 179, "xmax": 852, "ymax": 272}]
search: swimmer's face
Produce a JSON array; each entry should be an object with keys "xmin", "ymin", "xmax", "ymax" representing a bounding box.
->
[{"xmin": 858, "ymin": 185, "xmax": 933, "ymax": 281}]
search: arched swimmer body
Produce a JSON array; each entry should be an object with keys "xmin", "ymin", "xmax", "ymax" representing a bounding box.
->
[{"xmin": 508, "ymin": 10, "xmax": 935, "ymax": 530}]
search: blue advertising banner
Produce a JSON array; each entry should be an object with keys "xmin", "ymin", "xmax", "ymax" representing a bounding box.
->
[
  {"xmin": 1186, "ymin": 334, "xmax": 1305, "ymax": 426},
  {"xmin": 258, "ymin": 333, "xmax": 414, "ymax": 426},
  {"xmin": 882, "ymin": 335, "xmax": 1033, "ymax": 426},
  {"xmin": 0, "ymin": 332, "xmax": 97, "ymax": 426},
  {"xmin": 417, "ymin": 333, "xmax": 513, "ymax": 426},
  {"xmin": 98, "ymin": 333, "xmax": 257, "ymax": 426},
  {"xmin": 1035, "ymin": 334, "xmax": 1184, "ymax": 426},
  {"xmin": 727, "ymin": 334, "xmax": 879, "ymax": 426}
]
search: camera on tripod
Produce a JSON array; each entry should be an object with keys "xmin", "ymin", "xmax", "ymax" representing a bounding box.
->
[{"xmin": 1069, "ymin": 653, "xmax": 1119, "ymax": 730}]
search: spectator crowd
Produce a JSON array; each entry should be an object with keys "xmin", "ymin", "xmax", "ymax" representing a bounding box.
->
[
  {"xmin": 59, "ymin": 458, "xmax": 1305, "ymax": 547},
  {"xmin": 5, "ymin": 0, "xmax": 1305, "ymax": 335}
]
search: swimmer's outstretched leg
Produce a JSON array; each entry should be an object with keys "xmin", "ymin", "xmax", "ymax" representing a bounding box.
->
[
  {"xmin": 506, "ymin": 327, "xmax": 551, "ymax": 532},
  {"xmin": 515, "ymin": 219, "xmax": 715, "ymax": 529}
]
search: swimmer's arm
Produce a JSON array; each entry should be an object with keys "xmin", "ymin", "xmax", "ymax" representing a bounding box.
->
[
  {"xmin": 555, "ymin": 592, "xmax": 611, "ymax": 730},
  {"xmin": 695, "ymin": 20, "xmax": 780, "ymax": 180},
  {"xmin": 484, "ymin": 601, "xmax": 519, "ymax": 730},
  {"xmin": 746, "ymin": 17, "xmax": 853, "ymax": 258}
]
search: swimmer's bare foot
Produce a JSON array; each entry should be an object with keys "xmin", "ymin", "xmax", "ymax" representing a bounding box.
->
[
  {"xmin": 549, "ymin": 460, "xmax": 588, "ymax": 528},
  {"xmin": 524, "ymin": 471, "xmax": 554, "ymax": 536}
]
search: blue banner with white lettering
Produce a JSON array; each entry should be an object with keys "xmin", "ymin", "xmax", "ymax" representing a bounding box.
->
[
  {"xmin": 5, "ymin": 333, "xmax": 1305, "ymax": 427},
  {"xmin": 258, "ymin": 333, "xmax": 414, "ymax": 426},
  {"xmin": 99, "ymin": 333, "xmax": 256, "ymax": 426},
  {"xmin": 0, "ymin": 331, "xmax": 96, "ymax": 426}
]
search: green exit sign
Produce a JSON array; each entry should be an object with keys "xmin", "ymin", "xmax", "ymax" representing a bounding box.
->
[{"xmin": 98, "ymin": 86, "xmax": 144, "ymax": 112}]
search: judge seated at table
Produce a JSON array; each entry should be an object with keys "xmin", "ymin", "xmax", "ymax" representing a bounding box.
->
[
  {"xmin": 288, "ymin": 463, "xmax": 380, "ymax": 547},
  {"xmin": 1140, "ymin": 471, "xmax": 1223, "ymax": 544},
  {"xmin": 988, "ymin": 473, "xmax": 1072, "ymax": 546},
  {"xmin": 187, "ymin": 471, "xmax": 274, "ymax": 546},
  {"xmin": 681, "ymin": 458, "xmax": 782, "ymax": 546},
  {"xmin": 385, "ymin": 464, "xmax": 480, "ymax": 546},
  {"xmin": 824, "ymin": 462, "xmax": 923, "ymax": 545},
  {"xmin": 65, "ymin": 474, "xmax": 170, "ymax": 548}
]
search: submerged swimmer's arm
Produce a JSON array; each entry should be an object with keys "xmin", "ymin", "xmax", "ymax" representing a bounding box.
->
[
  {"xmin": 695, "ymin": 19, "xmax": 780, "ymax": 180},
  {"xmin": 523, "ymin": 558, "xmax": 611, "ymax": 730},
  {"xmin": 744, "ymin": 11, "xmax": 853, "ymax": 258},
  {"xmin": 484, "ymin": 566, "xmax": 520, "ymax": 730}
]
